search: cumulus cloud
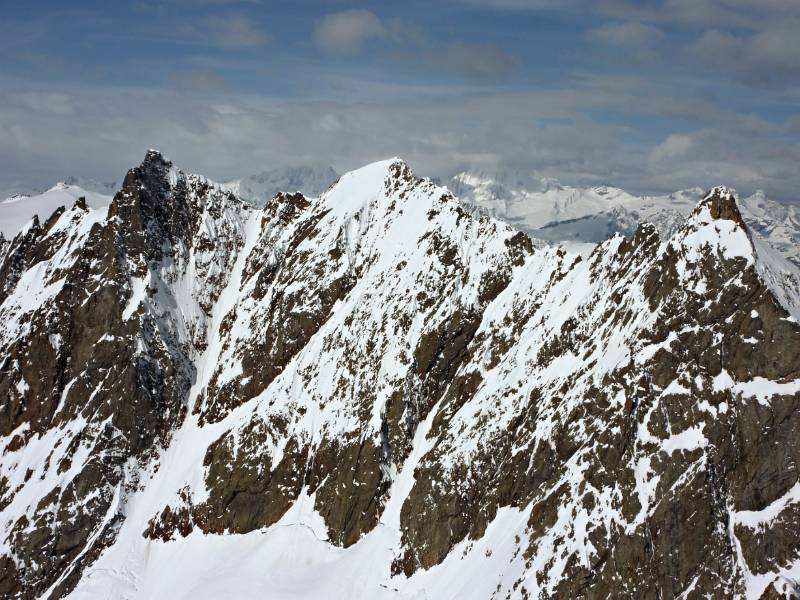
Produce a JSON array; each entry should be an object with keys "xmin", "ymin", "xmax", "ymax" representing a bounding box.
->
[
  {"xmin": 587, "ymin": 21, "xmax": 665, "ymax": 63},
  {"xmin": 692, "ymin": 26, "xmax": 800, "ymax": 86},
  {"xmin": 648, "ymin": 133, "xmax": 693, "ymax": 163},
  {"xmin": 313, "ymin": 10, "xmax": 387, "ymax": 55},
  {"xmin": 644, "ymin": 125, "xmax": 798, "ymax": 193},
  {"xmin": 312, "ymin": 11, "xmax": 509, "ymax": 80},
  {"xmin": 587, "ymin": 1, "xmax": 800, "ymax": 87}
]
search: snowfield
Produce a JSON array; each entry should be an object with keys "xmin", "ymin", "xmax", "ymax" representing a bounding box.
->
[{"xmin": 0, "ymin": 183, "xmax": 111, "ymax": 238}]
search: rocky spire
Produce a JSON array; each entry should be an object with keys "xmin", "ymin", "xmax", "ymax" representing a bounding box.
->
[
  {"xmin": 143, "ymin": 147, "xmax": 170, "ymax": 164},
  {"xmin": 696, "ymin": 186, "xmax": 747, "ymax": 228}
]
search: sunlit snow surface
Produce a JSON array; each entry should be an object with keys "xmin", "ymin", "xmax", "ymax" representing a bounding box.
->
[
  {"xmin": 0, "ymin": 183, "xmax": 111, "ymax": 237},
  {"xmin": 2, "ymin": 160, "xmax": 799, "ymax": 600}
]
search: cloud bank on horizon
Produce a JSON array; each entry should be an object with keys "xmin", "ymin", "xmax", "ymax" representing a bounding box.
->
[{"xmin": 1, "ymin": 0, "xmax": 799, "ymax": 202}]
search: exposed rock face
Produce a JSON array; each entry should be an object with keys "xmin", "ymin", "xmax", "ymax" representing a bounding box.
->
[
  {"xmin": 396, "ymin": 192, "xmax": 800, "ymax": 598},
  {"xmin": 1, "ymin": 153, "xmax": 799, "ymax": 599},
  {"xmin": 0, "ymin": 233, "xmax": 8, "ymax": 263},
  {"xmin": 0, "ymin": 151, "xmax": 248, "ymax": 598}
]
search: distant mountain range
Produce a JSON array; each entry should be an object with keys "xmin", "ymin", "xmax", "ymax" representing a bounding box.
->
[
  {"xmin": 221, "ymin": 165, "xmax": 339, "ymax": 206},
  {"xmin": 448, "ymin": 170, "xmax": 800, "ymax": 269}
]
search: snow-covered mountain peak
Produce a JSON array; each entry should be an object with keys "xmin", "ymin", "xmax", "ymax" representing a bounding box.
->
[
  {"xmin": 144, "ymin": 147, "xmax": 171, "ymax": 168},
  {"xmin": 48, "ymin": 179, "xmax": 115, "ymax": 197},
  {"xmin": 450, "ymin": 169, "xmax": 549, "ymax": 196},
  {"xmin": 141, "ymin": 147, "xmax": 177, "ymax": 176},
  {"xmin": 315, "ymin": 157, "xmax": 428, "ymax": 219},
  {"xmin": 113, "ymin": 149, "xmax": 243, "ymax": 214},
  {"xmin": 332, "ymin": 156, "xmax": 406, "ymax": 189},
  {"xmin": 704, "ymin": 184, "xmax": 737, "ymax": 200},
  {"xmin": 673, "ymin": 188, "xmax": 754, "ymax": 266},
  {"xmin": 114, "ymin": 148, "xmax": 175, "ymax": 193},
  {"xmin": 60, "ymin": 176, "xmax": 118, "ymax": 195},
  {"xmin": 663, "ymin": 188, "xmax": 800, "ymax": 321},
  {"xmin": 2, "ymin": 155, "xmax": 800, "ymax": 599},
  {"xmin": 695, "ymin": 186, "xmax": 748, "ymax": 226}
]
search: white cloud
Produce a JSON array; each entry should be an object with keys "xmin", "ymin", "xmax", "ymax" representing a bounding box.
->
[
  {"xmin": 692, "ymin": 25, "xmax": 800, "ymax": 86},
  {"xmin": 0, "ymin": 76, "xmax": 797, "ymax": 203},
  {"xmin": 313, "ymin": 10, "xmax": 387, "ymax": 55},
  {"xmin": 596, "ymin": 0, "xmax": 800, "ymax": 29},
  {"xmin": 649, "ymin": 133, "xmax": 693, "ymax": 163},
  {"xmin": 403, "ymin": 42, "xmax": 515, "ymax": 80}
]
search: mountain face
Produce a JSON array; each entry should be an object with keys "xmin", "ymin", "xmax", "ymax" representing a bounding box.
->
[
  {"xmin": 222, "ymin": 165, "xmax": 339, "ymax": 207},
  {"xmin": 1, "ymin": 153, "xmax": 800, "ymax": 599},
  {"xmin": 450, "ymin": 171, "xmax": 800, "ymax": 269}
]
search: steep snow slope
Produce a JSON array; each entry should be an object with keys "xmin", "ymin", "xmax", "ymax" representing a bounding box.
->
[
  {"xmin": 743, "ymin": 191, "xmax": 800, "ymax": 270},
  {"xmin": 0, "ymin": 183, "xmax": 112, "ymax": 237},
  {"xmin": 1, "ymin": 154, "xmax": 799, "ymax": 600},
  {"xmin": 223, "ymin": 165, "xmax": 339, "ymax": 207}
]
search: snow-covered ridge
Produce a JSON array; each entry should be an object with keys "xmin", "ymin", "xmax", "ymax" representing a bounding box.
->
[
  {"xmin": 7, "ymin": 164, "xmax": 797, "ymax": 268},
  {"xmin": 1, "ymin": 152, "xmax": 799, "ymax": 600}
]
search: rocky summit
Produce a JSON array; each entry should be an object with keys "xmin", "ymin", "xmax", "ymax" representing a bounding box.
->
[{"xmin": 1, "ymin": 152, "xmax": 800, "ymax": 599}]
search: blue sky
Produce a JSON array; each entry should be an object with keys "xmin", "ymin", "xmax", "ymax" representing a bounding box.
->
[{"xmin": 1, "ymin": 0, "xmax": 800, "ymax": 200}]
